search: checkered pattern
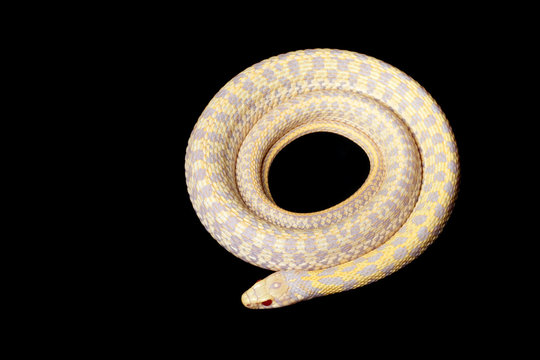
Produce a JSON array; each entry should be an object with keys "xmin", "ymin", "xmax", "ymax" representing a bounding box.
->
[{"xmin": 185, "ymin": 49, "xmax": 459, "ymax": 309}]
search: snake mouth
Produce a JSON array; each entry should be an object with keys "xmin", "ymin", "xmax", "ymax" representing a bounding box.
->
[{"xmin": 241, "ymin": 289, "xmax": 273, "ymax": 309}]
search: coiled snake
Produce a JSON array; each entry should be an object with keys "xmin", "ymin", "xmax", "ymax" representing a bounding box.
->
[{"xmin": 185, "ymin": 49, "xmax": 459, "ymax": 309}]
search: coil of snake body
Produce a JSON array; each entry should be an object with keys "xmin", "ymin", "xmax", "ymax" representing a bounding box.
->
[{"xmin": 185, "ymin": 49, "xmax": 459, "ymax": 309}]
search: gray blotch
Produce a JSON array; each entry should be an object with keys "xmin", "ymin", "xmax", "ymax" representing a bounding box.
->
[
  {"xmin": 379, "ymin": 72, "xmax": 392, "ymax": 84},
  {"xmin": 190, "ymin": 128, "xmax": 206, "ymax": 141},
  {"xmin": 209, "ymin": 172, "xmax": 223, "ymax": 183},
  {"xmin": 410, "ymin": 244, "xmax": 423, "ymax": 258},
  {"xmin": 435, "ymin": 152, "xmax": 447, "ymax": 163},
  {"xmin": 231, "ymin": 73, "xmax": 246, "ymax": 84},
  {"xmin": 393, "ymin": 247, "xmax": 408, "ymax": 260},
  {"xmin": 350, "ymin": 225, "xmax": 361, "ymax": 236},
  {"xmin": 366, "ymin": 79, "xmax": 376, "ymax": 93},
  {"xmin": 341, "ymin": 264, "xmax": 356, "ymax": 272},
  {"xmin": 354, "ymin": 53, "xmax": 368, "ymax": 61},
  {"xmin": 359, "ymin": 63, "xmax": 371, "ymax": 76},
  {"xmin": 262, "ymin": 68, "xmax": 276, "ymax": 82},
  {"xmin": 435, "ymin": 204, "xmax": 445, "ymax": 219},
  {"xmin": 199, "ymin": 184, "xmax": 212, "ymax": 199},
  {"xmin": 396, "ymin": 82, "xmax": 408, "ymax": 95},
  {"xmin": 412, "ymin": 97, "xmax": 424, "ymax": 109},
  {"xmin": 215, "ymin": 112, "xmax": 228, "ymax": 123},
  {"xmin": 420, "ymin": 130, "xmax": 430, "ymax": 143},
  {"xmin": 210, "ymin": 202, "xmax": 225, "ymax": 215},
  {"xmin": 358, "ymin": 264, "xmax": 377, "ymax": 276},
  {"xmin": 326, "ymin": 234, "xmax": 339, "ymax": 249},
  {"xmin": 292, "ymin": 253, "xmax": 305, "ymax": 264},
  {"xmin": 382, "ymin": 89, "xmax": 393, "ymax": 101},
  {"xmin": 305, "ymin": 238, "xmax": 317, "ymax": 253},
  {"xmin": 393, "ymin": 236, "xmax": 407, "ymax": 246},
  {"xmin": 224, "ymin": 216, "xmax": 240, "ymax": 231},
  {"xmin": 190, "ymin": 149, "xmax": 204, "ymax": 161},
  {"xmin": 417, "ymin": 226, "xmax": 429, "ymax": 242},
  {"xmin": 387, "ymin": 162, "xmax": 399, "ymax": 171},
  {"xmin": 349, "ymin": 73, "xmax": 359, "ymax": 86},
  {"xmin": 367, "ymin": 213, "xmax": 379, "ymax": 224},
  {"xmin": 215, "ymin": 88, "xmax": 229, "ymax": 98},
  {"xmin": 312, "ymin": 56, "xmax": 324, "ymax": 70},
  {"xmin": 277, "ymin": 52, "xmax": 291, "ymax": 61},
  {"xmin": 417, "ymin": 86, "xmax": 428, "ymax": 98},
  {"xmin": 284, "ymin": 239, "xmax": 297, "ymax": 253},
  {"xmin": 449, "ymin": 160, "xmax": 458, "ymax": 174},
  {"xmin": 432, "ymin": 133, "xmax": 444, "ymax": 144},
  {"xmin": 243, "ymin": 79, "xmax": 255, "ymax": 93},
  {"xmin": 367, "ymin": 253, "xmax": 383, "ymax": 262},
  {"xmin": 397, "ymin": 71, "xmax": 413, "ymax": 82},
  {"xmin": 341, "ymin": 279, "xmax": 358, "ymax": 290},
  {"xmin": 318, "ymin": 267, "xmax": 337, "ymax": 276},
  {"xmin": 202, "ymin": 107, "xmax": 215, "ymax": 118},
  {"xmin": 427, "ymin": 191, "xmax": 440, "ymax": 202},
  {"xmin": 425, "ymin": 115, "xmax": 436, "ymax": 127},
  {"xmin": 384, "ymin": 199, "xmax": 397, "ymax": 210},
  {"xmin": 250, "ymin": 244, "xmax": 262, "ymax": 256},
  {"xmin": 425, "ymin": 164, "xmax": 435, "ymax": 174},
  {"xmin": 287, "ymin": 59, "xmax": 299, "ymax": 74},
  {"xmin": 206, "ymin": 131, "xmax": 223, "ymax": 143},
  {"xmin": 337, "ymin": 58, "xmax": 351, "ymax": 71},
  {"xmin": 381, "ymin": 264, "xmax": 395, "ymax": 275},
  {"xmin": 318, "ymin": 277, "xmax": 344, "ymax": 286},
  {"xmin": 270, "ymin": 251, "xmax": 283, "ymax": 264},
  {"xmin": 340, "ymin": 243, "xmax": 352, "ymax": 253},
  {"xmin": 410, "ymin": 114, "xmax": 421, "ymax": 126},
  {"xmin": 242, "ymin": 227, "xmax": 257, "ymax": 239},
  {"xmin": 279, "ymin": 78, "xmax": 292, "ymax": 91},
  {"xmin": 327, "ymin": 69, "xmax": 337, "ymax": 82},
  {"xmin": 434, "ymin": 171, "xmax": 446, "ymax": 182}
]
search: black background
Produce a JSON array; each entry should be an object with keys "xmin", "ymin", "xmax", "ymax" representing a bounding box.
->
[
  {"xmin": 10, "ymin": 4, "xmax": 533, "ymax": 356},
  {"xmin": 94, "ymin": 11, "xmax": 528, "ymax": 347},
  {"xmin": 173, "ymin": 32, "xmax": 496, "ymax": 317}
]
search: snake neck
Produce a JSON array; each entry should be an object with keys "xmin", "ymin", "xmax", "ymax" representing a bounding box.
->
[{"xmin": 242, "ymin": 272, "xmax": 310, "ymax": 309}]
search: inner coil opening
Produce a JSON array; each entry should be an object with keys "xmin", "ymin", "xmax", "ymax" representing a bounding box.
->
[{"xmin": 268, "ymin": 132, "xmax": 370, "ymax": 213}]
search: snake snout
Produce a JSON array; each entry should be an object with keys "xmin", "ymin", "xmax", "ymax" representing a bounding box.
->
[{"xmin": 241, "ymin": 280, "xmax": 274, "ymax": 309}]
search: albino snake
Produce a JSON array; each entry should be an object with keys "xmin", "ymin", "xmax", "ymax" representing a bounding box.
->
[{"xmin": 185, "ymin": 49, "xmax": 459, "ymax": 309}]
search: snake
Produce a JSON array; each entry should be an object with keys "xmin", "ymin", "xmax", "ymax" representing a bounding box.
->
[{"xmin": 185, "ymin": 49, "xmax": 459, "ymax": 309}]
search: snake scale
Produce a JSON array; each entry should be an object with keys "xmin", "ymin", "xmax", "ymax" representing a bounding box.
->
[{"xmin": 185, "ymin": 49, "xmax": 459, "ymax": 309}]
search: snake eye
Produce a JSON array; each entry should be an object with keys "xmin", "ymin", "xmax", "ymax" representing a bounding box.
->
[{"xmin": 261, "ymin": 299, "xmax": 273, "ymax": 306}]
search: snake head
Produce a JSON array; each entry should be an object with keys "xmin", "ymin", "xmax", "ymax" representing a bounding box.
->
[{"xmin": 241, "ymin": 272, "xmax": 297, "ymax": 309}]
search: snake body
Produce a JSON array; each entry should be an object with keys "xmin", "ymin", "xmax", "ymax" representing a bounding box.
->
[{"xmin": 185, "ymin": 49, "xmax": 459, "ymax": 309}]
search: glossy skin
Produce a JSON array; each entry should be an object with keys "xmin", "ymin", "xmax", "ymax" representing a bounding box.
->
[{"xmin": 185, "ymin": 49, "xmax": 459, "ymax": 309}]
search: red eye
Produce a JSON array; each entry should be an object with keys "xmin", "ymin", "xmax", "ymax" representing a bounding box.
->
[{"xmin": 261, "ymin": 299, "xmax": 273, "ymax": 306}]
